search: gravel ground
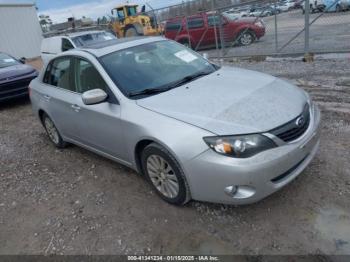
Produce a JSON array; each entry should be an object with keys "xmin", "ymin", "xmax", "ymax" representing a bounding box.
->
[{"xmin": 0, "ymin": 58, "xmax": 350, "ymax": 255}]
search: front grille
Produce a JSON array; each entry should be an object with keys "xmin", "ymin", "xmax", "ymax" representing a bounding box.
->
[
  {"xmin": 0, "ymin": 77, "xmax": 33, "ymax": 94},
  {"xmin": 269, "ymin": 104, "xmax": 310, "ymax": 143}
]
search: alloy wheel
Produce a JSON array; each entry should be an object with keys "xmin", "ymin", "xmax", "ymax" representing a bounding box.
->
[
  {"xmin": 240, "ymin": 32, "xmax": 253, "ymax": 45},
  {"xmin": 44, "ymin": 117, "xmax": 59, "ymax": 145},
  {"xmin": 146, "ymin": 154, "xmax": 179, "ymax": 199}
]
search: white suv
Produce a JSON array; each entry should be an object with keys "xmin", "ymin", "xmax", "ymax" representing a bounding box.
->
[{"xmin": 41, "ymin": 30, "xmax": 116, "ymax": 64}]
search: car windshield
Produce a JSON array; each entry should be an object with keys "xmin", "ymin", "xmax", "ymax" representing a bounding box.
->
[
  {"xmin": 223, "ymin": 13, "xmax": 239, "ymax": 21},
  {"xmin": 72, "ymin": 32, "xmax": 116, "ymax": 47},
  {"xmin": 100, "ymin": 40, "xmax": 218, "ymax": 98},
  {"xmin": 0, "ymin": 53, "xmax": 19, "ymax": 68}
]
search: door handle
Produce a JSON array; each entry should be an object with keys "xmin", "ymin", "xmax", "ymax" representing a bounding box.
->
[
  {"xmin": 43, "ymin": 95, "xmax": 51, "ymax": 101},
  {"xmin": 71, "ymin": 104, "xmax": 81, "ymax": 112}
]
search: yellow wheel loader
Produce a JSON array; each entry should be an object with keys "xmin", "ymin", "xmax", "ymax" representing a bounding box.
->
[{"xmin": 111, "ymin": 4, "xmax": 161, "ymax": 38}]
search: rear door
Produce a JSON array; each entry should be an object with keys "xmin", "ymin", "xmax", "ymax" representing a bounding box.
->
[
  {"xmin": 41, "ymin": 56, "xmax": 82, "ymax": 141},
  {"xmin": 185, "ymin": 15, "xmax": 206, "ymax": 49},
  {"xmin": 165, "ymin": 19, "xmax": 183, "ymax": 41},
  {"xmin": 206, "ymin": 14, "xmax": 222, "ymax": 46}
]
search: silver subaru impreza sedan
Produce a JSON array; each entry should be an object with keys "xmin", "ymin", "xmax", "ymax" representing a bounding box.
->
[{"xmin": 29, "ymin": 37, "xmax": 320, "ymax": 205}]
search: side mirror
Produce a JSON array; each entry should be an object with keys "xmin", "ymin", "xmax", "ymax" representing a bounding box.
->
[
  {"xmin": 82, "ymin": 89, "xmax": 108, "ymax": 105},
  {"xmin": 19, "ymin": 57, "xmax": 26, "ymax": 64}
]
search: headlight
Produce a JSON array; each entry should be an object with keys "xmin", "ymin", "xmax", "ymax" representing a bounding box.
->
[
  {"xmin": 255, "ymin": 21, "xmax": 264, "ymax": 27},
  {"xmin": 203, "ymin": 134, "xmax": 277, "ymax": 158}
]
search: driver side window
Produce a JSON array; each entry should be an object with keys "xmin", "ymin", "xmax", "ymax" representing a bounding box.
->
[{"xmin": 74, "ymin": 58, "xmax": 108, "ymax": 94}]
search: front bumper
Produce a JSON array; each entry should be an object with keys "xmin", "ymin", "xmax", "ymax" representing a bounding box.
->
[
  {"xmin": 184, "ymin": 104, "xmax": 321, "ymax": 205},
  {"xmin": 0, "ymin": 74, "xmax": 38, "ymax": 102},
  {"xmin": 255, "ymin": 27, "xmax": 266, "ymax": 39}
]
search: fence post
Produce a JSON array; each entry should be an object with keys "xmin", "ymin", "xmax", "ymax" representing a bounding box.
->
[
  {"xmin": 211, "ymin": 0, "xmax": 220, "ymax": 58},
  {"xmin": 218, "ymin": 10, "xmax": 225, "ymax": 60},
  {"xmin": 274, "ymin": 0, "xmax": 278, "ymax": 53},
  {"xmin": 304, "ymin": 0, "xmax": 310, "ymax": 55}
]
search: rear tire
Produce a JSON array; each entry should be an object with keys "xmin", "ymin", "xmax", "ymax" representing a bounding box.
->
[
  {"xmin": 42, "ymin": 113, "xmax": 67, "ymax": 148},
  {"xmin": 141, "ymin": 143, "xmax": 191, "ymax": 205}
]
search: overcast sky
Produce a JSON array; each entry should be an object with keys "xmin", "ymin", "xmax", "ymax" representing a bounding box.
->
[{"xmin": 0, "ymin": 0, "xmax": 185, "ymax": 23}]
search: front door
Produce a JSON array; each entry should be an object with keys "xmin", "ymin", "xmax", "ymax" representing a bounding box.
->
[{"xmin": 71, "ymin": 57, "xmax": 127, "ymax": 161}]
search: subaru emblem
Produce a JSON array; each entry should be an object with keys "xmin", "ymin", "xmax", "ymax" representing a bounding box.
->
[{"xmin": 296, "ymin": 116, "xmax": 305, "ymax": 127}]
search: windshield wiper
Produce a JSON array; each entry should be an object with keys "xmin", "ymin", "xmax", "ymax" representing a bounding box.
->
[
  {"xmin": 166, "ymin": 71, "xmax": 212, "ymax": 89},
  {"xmin": 128, "ymin": 87, "xmax": 173, "ymax": 98},
  {"xmin": 128, "ymin": 71, "xmax": 213, "ymax": 98}
]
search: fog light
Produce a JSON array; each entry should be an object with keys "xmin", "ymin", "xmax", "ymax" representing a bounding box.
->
[
  {"xmin": 224, "ymin": 185, "xmax": 256, "ymax": 199},
  {"xmin": 224, "ymin": 185, "xmax": 238, "ymax": 197}
]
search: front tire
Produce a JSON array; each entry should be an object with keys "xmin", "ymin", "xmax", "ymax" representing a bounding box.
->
[
  {"xmin": 42, "ymin": 113, "xmax": 67, "ymax": 148},
  {"xmin": 141, "ymin": 143, "xmax": 190, "ymax": 205},
  {"xmin": 238, "ymin": 30, "xmax": 255, "ymax": 46}
]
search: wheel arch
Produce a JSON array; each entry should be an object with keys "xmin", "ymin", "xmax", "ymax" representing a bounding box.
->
[
  {"xmin": 133, "ymin": 137, "xmax": 188, "ymax": 179},
  {"xmin": 134, "ymin": 139, "xmax": 154, "ymax": 174},
  {"xmin": 236, "ymin": 27, "xmax": 256, "ymax": 39},
  {"xmin": 37, "ymin": 109, "xmax": 63, "ymax": 136},
  {"xmin": 176, "ymin": 35, "xmax": 192, "ymax": 44},
  {"xmin": 134, "ymin": 137, "xmax": 192, "ymax": 204},
  {"xmin": 38, "ymin": 109, "xmax": 51, "ymax": 126}
]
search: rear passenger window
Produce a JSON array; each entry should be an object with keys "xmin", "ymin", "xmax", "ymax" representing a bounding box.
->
[
  {"xmin": 74, "ymin": 58, "xmax": 108, "ymax": 93},
  {"xmin": 165, "ymin": 21, "xmax": 182, "ymax": 31},
  {"xmin": 43, "ymin": 57, "xmax": 75, "ymax": 92},
  {"xmin": 187, "ymin": 17, "xmax": 204, "ymax": 29}
]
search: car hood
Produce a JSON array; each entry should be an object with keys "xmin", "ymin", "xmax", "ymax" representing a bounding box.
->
[
  {"xmin": 0, "ymin": 64, "xmax": 36, "ymax": 82},
  {"xmin": 236, "ymin": 17, "xmax": 259, "ymax": 23},
  {"xmin": 137, "ymin": 67, "xmax": 307, "ymax": 135}
]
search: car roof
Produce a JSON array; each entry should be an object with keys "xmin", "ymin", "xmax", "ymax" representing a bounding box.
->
[
  {"xmin": 64, "ymin": 30, "xmax": 107, "ymax": 38},
  {"xmin": 76, "ymin": 36, "xmax": 166, "ymax": 57},
  {"xmin": 43, "ymin": 30, "xmax": 107, "ymax": 40}
]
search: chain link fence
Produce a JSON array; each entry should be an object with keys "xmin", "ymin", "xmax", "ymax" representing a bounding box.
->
[{"xmin": 146, "ymin": 0, "xmax": 350, "ymax": 59}]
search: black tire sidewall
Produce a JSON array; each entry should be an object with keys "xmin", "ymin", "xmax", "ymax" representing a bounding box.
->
[{"xmin": 141, "ymin": 143, "xmax": 189, "ymax": 205}]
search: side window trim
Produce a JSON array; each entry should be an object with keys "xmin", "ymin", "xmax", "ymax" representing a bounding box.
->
[
  {"xmin": 187, "ymin": 17, "xmax": 205, "ymax": 29},
  {"xmin": 42, "ymin": 56, "xmax": 78, "ymax": 94}
]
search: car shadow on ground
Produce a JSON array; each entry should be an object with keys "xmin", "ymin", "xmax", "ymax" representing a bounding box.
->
[{"xmin": 0, "ymin": 96, "xmax": 30, "ymax": 110}]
